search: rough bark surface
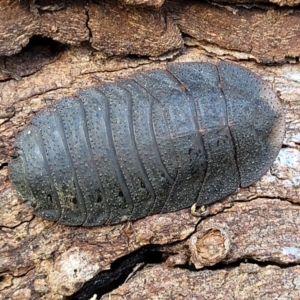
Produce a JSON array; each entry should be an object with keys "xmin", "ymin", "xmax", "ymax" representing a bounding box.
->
[
  {"xmin": 101, "ymin": 263, "xmax": 300, "ymax": 299},
  {"xmin": 0, "ymin": 0, "xmax": 300, "ymax": 300},
  {"xmin": 2, "ymin": 0, "xmax": 300, "ymax": 62}
]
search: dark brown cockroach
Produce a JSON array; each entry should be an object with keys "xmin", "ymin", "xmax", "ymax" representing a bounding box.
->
[{"xmin": 9, "ymin": 62, "xmax": 285, "ymax": 226}]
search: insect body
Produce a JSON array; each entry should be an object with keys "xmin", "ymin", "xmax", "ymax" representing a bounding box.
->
[{"xmin": 9, "ymin": 62, "xmax": 285, "ymax": 226}]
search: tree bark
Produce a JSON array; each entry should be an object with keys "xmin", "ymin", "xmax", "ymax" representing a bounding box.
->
[{"xmin": 0, "ymin": 0, "xmax": 299, "ymax": 299}]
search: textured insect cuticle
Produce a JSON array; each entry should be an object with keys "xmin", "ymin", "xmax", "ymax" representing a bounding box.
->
[{"xmin": 9, "ymin": 61, "xmax": 285, "ymax": 226}]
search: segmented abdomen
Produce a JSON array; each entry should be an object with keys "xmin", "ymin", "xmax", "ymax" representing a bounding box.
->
[{"xmin": 9, "ymin": 62, "xmax": 285, "ymax": 226}]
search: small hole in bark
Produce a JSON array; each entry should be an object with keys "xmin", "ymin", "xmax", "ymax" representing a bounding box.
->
[{"xmin": 2, "ymin": 35, "xmax": 67, "ymax": 81}]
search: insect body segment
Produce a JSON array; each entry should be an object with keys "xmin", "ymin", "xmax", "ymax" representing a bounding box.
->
[
  {"xmin": 9, "ymin": 62, "xmax": 285, "ymax": 226},
  {"xmin": 167, "ymin": 63, "xmax": 239, "ymax": 205}
]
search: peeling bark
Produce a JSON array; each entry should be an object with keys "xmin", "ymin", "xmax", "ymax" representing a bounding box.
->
[
  {"xmin": 1, "ymin": 1, "xmax": 300, "ymax": 62},
  {"xmin": 167, "ymin": 0, "xmax": 300, "ymax": 63},
  {"xmin": 88, "ymin": 0, "xmax": 182, "ymax": 56},
  {"xmin": 0, "ymin": 0, "xmax": 300, "ymax": 299}
]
